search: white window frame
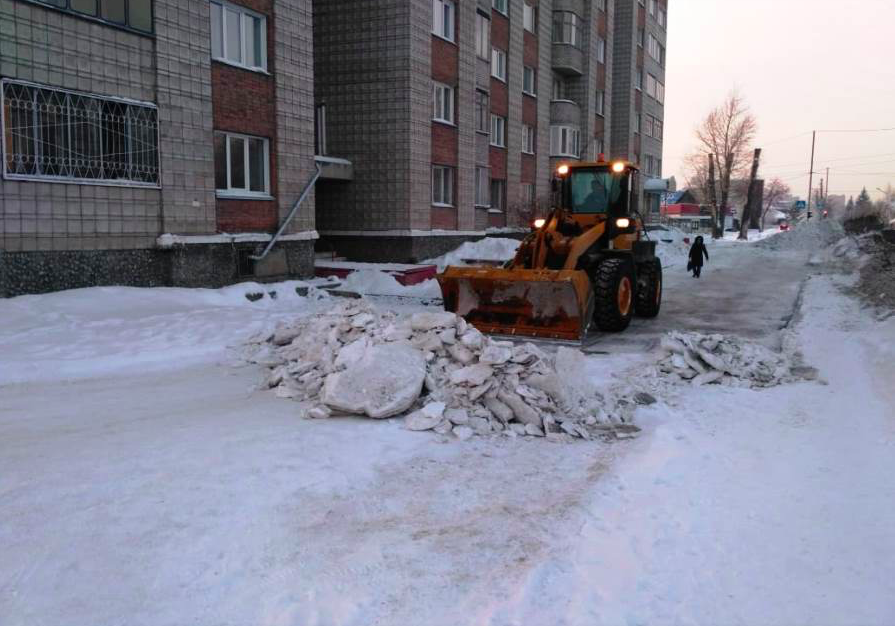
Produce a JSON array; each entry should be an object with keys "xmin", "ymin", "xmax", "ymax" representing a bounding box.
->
[
  {"xmin": 521, "ymin": 182, "xmax": 535, "ymax": 205},
  {"xmin": 432, "ymin": 0, "xmax": 456, "ymax": 42},
  {"xmin": 523, "ymin": 66, "xmax": 537, "ymax": 96},
  {"xmin": 490, "ymin": 179, "xmax": 506, "ymax": 212},
  {"xmin": 657, "ymin": 80, "xmax": 665, "ymax": 104},
  {"xmin": 634, "ymin": 113, "xmax": 641, "ymax": 134},
  {"xmin": 523, "ymin": 124, "xmax": 535, "ymax": 154},
  {"xmin": 553, "ymin": 78, "xmax": 570, "ymax": 101},
  {"xmin": 553, "ymin": 11, "xmax": 581, "ymax": 48},
  {"xmin": 597, "ymin": 0, "xmax": 607, "ymax": 11},
  {"xmin": 215, "ymin": 130, "xmax": 271, "ymax": 198},
  {"xmin": 596, "ymin": 36, "xmax": 606, "ymax": 63},
  {"xmin": 550, "ymin": 125, "xmax": 580, "ymax": 158},
  {"xmin": 649, "ymin": 0, "xmax": 657, "ymax": 17},
  {"xmin": 432, "ymin": 165, "xmax": 455, "ymax": 206},
  {"xmin": 492, "ymin": 0, "xmax": 508, "ymax": 16},
  {"xmin": 475, "ymin": 90, "xmax": 490, "ymax": 134},
  {"xmin": 433, "ymin": 82, "xmax": 455, "ymax": 124},
  {"xmin": 523, "ymin": 2, "xmax": 537, "ymax": 32},
  {"xmin": 658, "ymin": 7, "xmax": 667, "ymax": 28},
  {"xmin": 490, "ymin": 114, "xmax": 507, "ymax": 148},
  {"xmin": 596, "ymin": 90, "xmax": 605, "ymax": 116},
  {"xmin": 491, "ymin": 48, "xmax": 507, "ymax": 82},
  {"xmin": 475, "ymin": 11, "xmax": 491, "ymax": 59},
  {"xmin": 475, "ymin": 166, "xmax": 491, "ymax": 207},
  {"xmin": 1, "ymin": 78, "xmax": 161, "ymax": 187},
  {"xmin": 210, "ymin": 1, "xmax": 268, "ymax": 73},
  {"xmin": 635, "ymin": 68, "xmax": 643, "ymax": 91},
  {"xmin": 646, "ymin": 73, "xmax": 658, "ymax": 98}
]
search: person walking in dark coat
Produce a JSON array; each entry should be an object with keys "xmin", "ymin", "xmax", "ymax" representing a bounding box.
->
[{"xmin": 688, "ymin": 235, "xmax": 709, "ymax": 278}]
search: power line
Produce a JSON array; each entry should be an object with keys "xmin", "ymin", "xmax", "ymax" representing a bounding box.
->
[{"xmin": 817, "ymin": 127, "xmax": 895, "ymax": 134}]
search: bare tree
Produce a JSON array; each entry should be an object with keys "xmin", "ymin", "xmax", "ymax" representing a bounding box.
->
[
  {"xmin": 759, "ymin": 178, "xmax": 791, "ymax": 231},
  {"xmin": 686, "ymin": 92, "xmax": 758, "ymax": 238}
]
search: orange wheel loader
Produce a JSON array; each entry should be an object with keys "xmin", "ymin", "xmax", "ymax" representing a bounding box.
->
[{"xmin": 436, "ymin": 159, "xmax": 662, "ymax": 341}]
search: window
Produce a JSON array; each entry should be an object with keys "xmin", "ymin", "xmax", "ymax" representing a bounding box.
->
[
  {"xmin": 634, "ymin": 113, "xmax": 641, "ymax": 134},
  {"xmin": 643, "ymin": 114, "xmax": 653, "ymax": 138},
  {"xmin": 649, "ymin": 0, "xmax": 657, "ymax": 16},
  {"xmin": 658, "ymin": 159, "xmax": 662, "ymax": 176},
  {"xmin": 654, "ymin": 118, "xmax": 663, "ymax": 141},
  {"xmin": 523, "ymin": 3, "xmax": 537, "ymax": 32},
  {"xmin": 2, "ymin": 80, "xmax": 159, "ymax": 186},
  {"xmin": 552, "ymin": 11, "xmax": 580, "ymax": 48},
  {"xmin": 475, "ymin": 90, "xmax": 490, "ymax": 134},
  {"xmin": 475, "ymin": 12, "xmax": 490, "ymax": 59},
  {"xmin": 594, "ymin": 137, "xmax": 605, "ymax": 158},
  {"xmin": 550, "ymin": 125, "xmax": 580, "ymax": 157},
  {"xmin": 657, "ymin": 80, "xmax": 665, "ymax": 104},
  {"xmin": 522, "ymin": 183, "xmax": 535, "ymax": 205},
  {"xmin": 596, "ymin": 90, "xmax": 605, "ymax": 116},
  {"xmin": 635, "ymin": 68, "xmax": 643, "ymax": 90},
  {"xmin": 658, "ymin": 7, "xmax": 666, "ymax": 28},
  {"xmin": 647, "ymin": 34, "xmax": 664, "ymax": 64},
  {"xmin": 597, "ymin": 0, "xmax": 607, "ymax": 11},
  {"xmin": 315, "ymin": 104, "xmax": 326, "ymax": 156},
  {"xmin": 490, "ymin": 114, "xmax": 507, "ymax": 147},
  {"xmin": 214, "ymin": 131, "xmax": 269, "ymax": 196},
  {"xmin": 523, "ymin": 66, "xmax": 537, "ymax": 96},
  {"xmin": 433, "ymin": 82, "xmax": 454, "ymax": 124},
  {"xmin": 29, "ymin": 0, "xmax": 154, "ymax": 33},
  {"xmin": 492, "ymin": 0, "xmax": 507, "ymax": 15},
  {"xmin": 491, "ymin": 48, "xmax": 507, "ymax": 81},
  {"xmin": 596, "ymin": 36, "xmax": 606, "ymax": 63},
  {"xmin": 475, "ymin": 166, "xmax": 490, "ymax": 207},
  {"xmin": 637, "ymin": 28, "xmax": 644, "ymax": 47},
  {"xmin": 646, "ymin": 73, "xmax": 657, "ymax": 98},
  {"xmin": 490, "ymin": 179, "xmax": 506, "ymax": 211},
  {"xmin": 553, "ymin": 78, "xmax": 569, "ymax": 100},
  {"xmin": 523, "ymin": 124, "xmax": 536, "ymax": 153},
  {"xmin": 210, "ymin": 1, "xmax": 267, "ymax": 71},
  {"xmin": 432, "ymin": 165, "xmax": 454, "ymax": 206},
  {"xmin": 432, "ymin": 0, "xmax": 455, "ymax": 42}
]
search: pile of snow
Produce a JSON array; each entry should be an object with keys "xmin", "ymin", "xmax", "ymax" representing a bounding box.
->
[
  {"xmin": 245, "ymin": 299, "xmax": 637, "ymax": 441},
  {"xmin": 339, "ymin": 269, "xmax": 441, "ymax": 298},
  {"xmin": 756, "ymin": 219, "xmax": 844, "ymax": 251},
  {"xmin": 656, "ymin": 331, "xmax": 792, "ymax": 388},
  {"xmin": 424, "ymin": 237, "xmax": 520, "ymax": 271},
  {"xmin": 649, "ymin": 226, "xmax": 693, "ymax": 266}
]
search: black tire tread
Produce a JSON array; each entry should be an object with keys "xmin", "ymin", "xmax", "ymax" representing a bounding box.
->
[
  {"xmin": 592, "ymin": 258, "xmax": 634, "ymax": 332},
  {"xmin": 635, "ymin": 257, "xmax": 663, "ymax": 318}
]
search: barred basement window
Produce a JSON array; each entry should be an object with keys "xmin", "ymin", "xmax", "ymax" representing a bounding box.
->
[{"xmin": 1, "ymin": 80, "xmax": 159, "ymax": 186}]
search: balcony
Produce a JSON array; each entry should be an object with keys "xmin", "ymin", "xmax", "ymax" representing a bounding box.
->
[{"xmin": 552, "ymin": 43, "xmax": 584, "ymax": 76}]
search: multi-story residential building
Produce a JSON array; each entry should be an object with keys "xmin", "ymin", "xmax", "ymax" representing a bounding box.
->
[
  {"xmin": 610, "ymin": 0, "xmax": 667, "ymax": 219},
  {"xmin": 0, "ymin": 0, "xmax": 319, "ymax": 297},
  {"xmin": 313, "ymin": 0, "xmax": 615, "ymax": 263}
]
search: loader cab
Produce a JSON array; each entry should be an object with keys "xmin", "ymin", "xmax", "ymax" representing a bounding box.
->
[{"xmin": 555, "ymin": 161, "xmax": 639, "ymax": 226}]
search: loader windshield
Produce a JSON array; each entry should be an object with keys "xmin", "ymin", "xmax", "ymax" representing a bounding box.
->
[{"xmin": 569, "ymin": 169, "xmax": 625, "ymax": 214}]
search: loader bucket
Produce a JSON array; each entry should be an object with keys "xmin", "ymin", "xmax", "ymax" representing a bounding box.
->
[{"xmin": 436, "ymin": 266, "xmax": 594, "ymax": 341}]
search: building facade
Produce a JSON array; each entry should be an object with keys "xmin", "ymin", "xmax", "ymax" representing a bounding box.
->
[
  {"xmin": 0, "ymin": 0, "xmax": 318, "ymax": 297},
  {"xmin": 610, "ymin": 0, "xmax": 667, "ymax": 218},
  {"xmin": 313, "ymin": 0, "xmax": 617, "ymax": 263}
]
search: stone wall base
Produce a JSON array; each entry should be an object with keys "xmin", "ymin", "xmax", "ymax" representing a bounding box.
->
[
  {"xmin": 320, "ymin": 235, "xmax": 484, "ymax": 264},
  {"xmin": 0, "ymin": 241, "xmax": 315, "ymax": 298}
]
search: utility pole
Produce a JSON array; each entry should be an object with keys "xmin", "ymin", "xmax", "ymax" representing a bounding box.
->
[
  {"xmin": 739, "ymin": 148, "xmax": 761, "ymax": 240},
  {"xmin": 806, "ymin": 130, "xmax": 816, "ymax": 220},
  {"xmin": 819, "ymin": 179, "xmax": 825, "ymax": 218}
]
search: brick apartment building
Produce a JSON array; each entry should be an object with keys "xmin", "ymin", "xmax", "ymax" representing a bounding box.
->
[
  {"xmin": 0, "ymin": 0, "xmax": 318, "ymax": 296},
  {"xmin": 313, "ymin": 0, "xmax": 630, "ymax": 262},
  {"xmin": 1, "ymin": 0, "xmax": 670, "ymax": 295},
  {"xmin": 611, "ymin": 0, "xmax": 667, "ymax": 217}
]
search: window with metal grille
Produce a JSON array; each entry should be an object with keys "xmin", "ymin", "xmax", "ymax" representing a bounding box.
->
[
  {"xmin": 2, "ymin": 80, "xmax": 159, "ymax": 186},
  {"xmin": 25, "ymin": 0, "xmax": 153, "ymax": 33}
]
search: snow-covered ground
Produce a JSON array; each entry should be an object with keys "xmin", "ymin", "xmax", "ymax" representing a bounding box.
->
[{"xmin": 2, "ymin": 232, "xmax": 894, "ymax": 625}]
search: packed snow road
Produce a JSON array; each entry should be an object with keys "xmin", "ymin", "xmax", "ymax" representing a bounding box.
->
[{"xmin": 1, "ymin": 230, "xmax": 893, "ymax": 625}]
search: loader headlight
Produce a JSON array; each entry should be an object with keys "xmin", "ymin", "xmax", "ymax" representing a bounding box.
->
[
  {"xmin": 533, "ymin": 218, "xmax": 546, "ymax": 229},
  {"xmin": 615, "ymin": 217, "xmax": 631, "ymax": 229},
  {"xmin": 611, "ymin": 161, "xmax": 626, "ymax": 173},
  {"xmin": 556, "ymin": 164, "xmax": 570, "ymax": 176}
]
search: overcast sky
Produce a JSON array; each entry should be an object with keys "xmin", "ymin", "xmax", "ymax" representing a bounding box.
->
[{"xmin": 663, "ymin": 0, "xmax": 895, "ymax": 201}]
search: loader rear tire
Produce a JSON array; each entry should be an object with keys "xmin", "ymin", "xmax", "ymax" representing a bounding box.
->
[
  {"xmin": 592, "ymin": 258, "xmax": 634, "ymax": 332},
  {"xmin": 635, "ymin": 258, "xmax": 663, "ymax": 318}
]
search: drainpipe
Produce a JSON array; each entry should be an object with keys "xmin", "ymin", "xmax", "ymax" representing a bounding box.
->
[{"xmin": 251, "ymin": 161, "xmax": 322, "ymax": 261}]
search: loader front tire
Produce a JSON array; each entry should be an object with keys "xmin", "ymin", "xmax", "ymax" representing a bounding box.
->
[
  {"xmin": 592, "ymin": 258, "xmax": 635, "ymax": 332},
  {"xmin": 635, "ymin": 258, "xmax": 663, "ymax": 318}
]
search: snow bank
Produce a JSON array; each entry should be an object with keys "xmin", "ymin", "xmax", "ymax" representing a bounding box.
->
[
  {"xmin": 655, "ymin": 331, "xmax": 793, "ymax": 388},
  {"xmin": 424, "ymin": 237, "xmax": 521, "ymax": 271},
  {"xmin": 756, "ymin": 219, "xmax": 844, "ymax": 251},
  {"xmin": 245, "ymin": 299, "xmax": 638, "ymax": 441},
  {"xmin": 340, "ymin": 269, "xmax": 442, "ymax": 298}
]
